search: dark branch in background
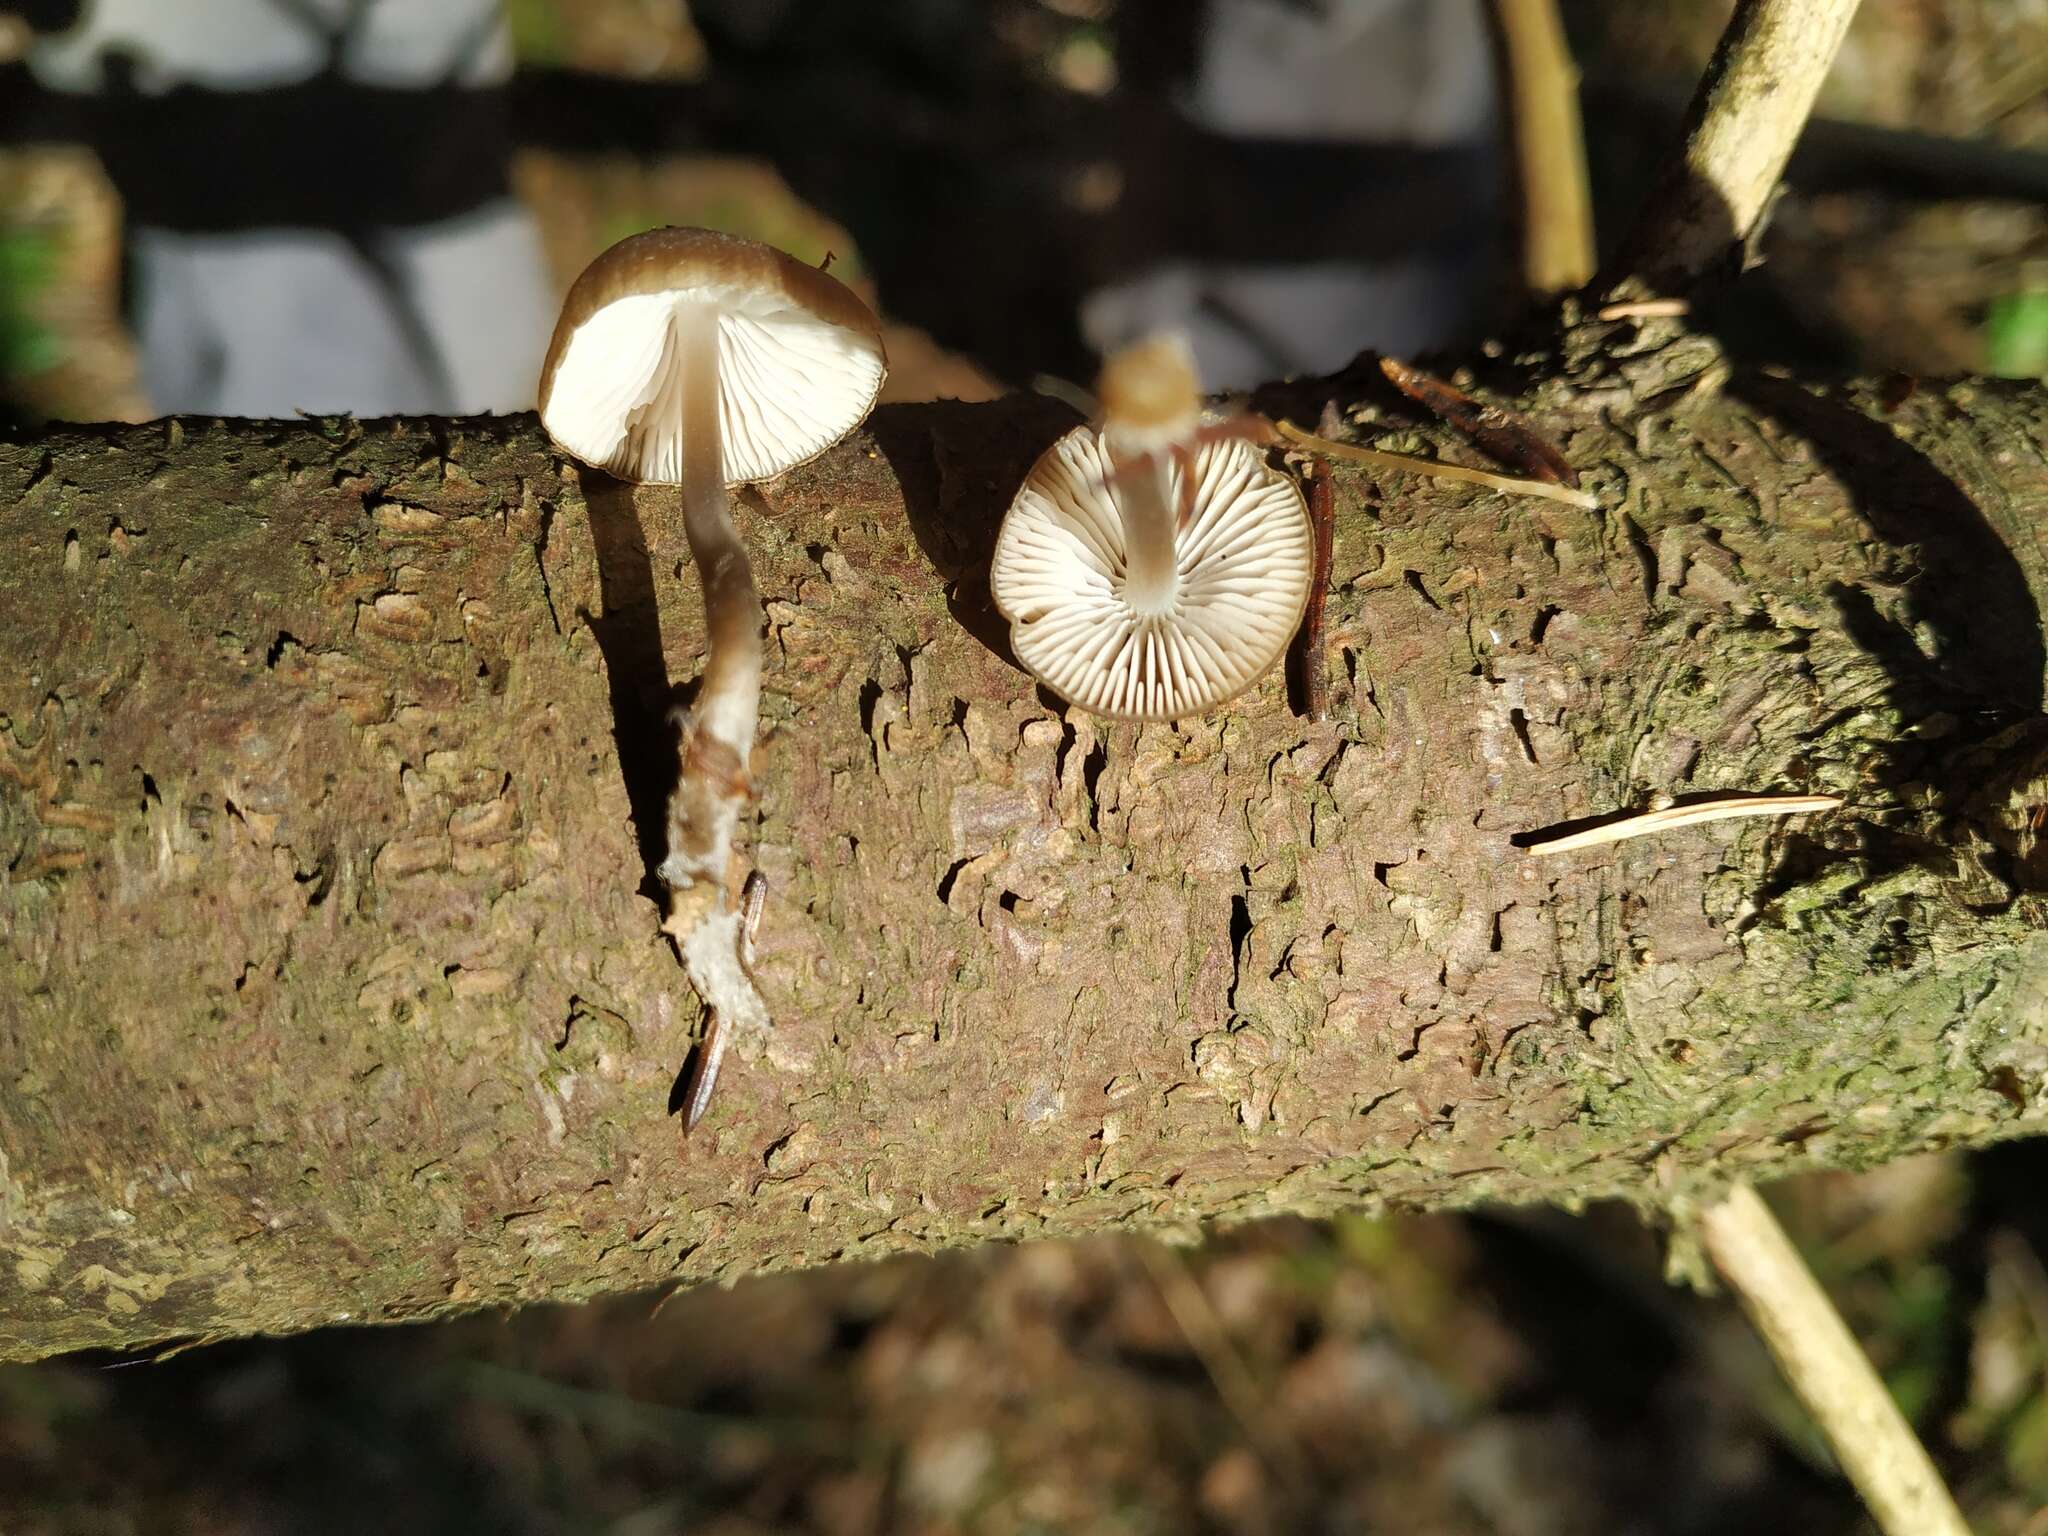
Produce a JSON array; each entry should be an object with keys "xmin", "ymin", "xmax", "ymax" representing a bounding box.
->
[
  {"xmin": 10, "ymin": 0, "xmax": 81, "ymax": 30},
  {"xmin": 1486, "ymin": 0, "xmax": 1596, "ymax": 297},
  {"xmin": 1584, "ymin": 82, "xmax": 2048, "ymax": 206},
  {"xmin": 0, "ymin": 73, "xmax": 514, "ymax": 229}
]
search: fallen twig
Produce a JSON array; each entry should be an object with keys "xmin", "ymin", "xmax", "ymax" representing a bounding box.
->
[
  {"xmin": 1521, "ymin": 792, "xmax": 1841, "ymax": 854},
  {"xmin": 1379, "ymin": 356, "xmax": 1581, "ymax": 487},
  {"xmin": 1273, "ymin": 418, "xmax": 1600, "ymax": 510}
]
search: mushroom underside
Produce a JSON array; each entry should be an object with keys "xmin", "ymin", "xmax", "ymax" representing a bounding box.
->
[
  {"xmin": 544, "ymin": 290, "xmax": 886, "ymax": 486},
  {"xmin": 992, "ymin": 426, "xmax": 1313, "ymax": 721}
]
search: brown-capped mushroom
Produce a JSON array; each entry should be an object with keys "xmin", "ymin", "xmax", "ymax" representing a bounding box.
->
[{"xmin": 537, "ymin": 227, "xmax": 885, "ymax": 1127}]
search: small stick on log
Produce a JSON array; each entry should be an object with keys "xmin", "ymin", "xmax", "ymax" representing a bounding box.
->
[
  {"xmin": 1701, "ymin": 1184, "xmax": 1973, "ymax": 1536},
  {"xmin": 1598, "ymin": 298, "xmax": 1692, "ymax": 321},
  {"xmin": 1520, "ymin": 792, "xmax": 1841, "ymax": 854},
  {"xmin": 1379, "ymin": 356, "xmax": 1581, "ymax": 487},
  {"xmin": 1272, "ymin": 419, "xmax": 1600, "ymax": 510}
]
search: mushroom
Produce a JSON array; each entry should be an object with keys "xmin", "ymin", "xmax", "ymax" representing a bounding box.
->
[
  {"xmin": 990, "ymin": 333, "xmax": 1313, "ymax": 721},
  {"xmin": 537, "ymin": 226, "xmax": 885, "ymax": 1124}
]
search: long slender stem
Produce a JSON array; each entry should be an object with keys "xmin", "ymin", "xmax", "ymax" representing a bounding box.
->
[
  {"xmin": 673, "ymin": 302, "xmax": 760, "ymax": 787},
  {"xmin": 656, "ymin": 300, "xmax": 771, "ymax": 1134},
  {"xmin": 658, "ymin": 301, "xmax": 761, "ymax": 895},
  {"xmin": 1287, "ymin": 457, "xmax": 1334, "ymax": 722},
  {"xmin": 1700, "ymin": 1183, "xmax": 1972, "ymax": 1536}
]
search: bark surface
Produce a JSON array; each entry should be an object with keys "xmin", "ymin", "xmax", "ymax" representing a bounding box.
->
[{"xmin": 3, "ymin": 346, "xmax": 2046, "ymax": 1363}]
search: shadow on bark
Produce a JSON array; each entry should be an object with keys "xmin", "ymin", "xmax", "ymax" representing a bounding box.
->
[
  {"xmin": 1730, "ymin": 375, "xmax": 2048, "ymax": 920},
  {"xmin": 576, "ymin": 470, "xmax": 688, "ymax": 906},
  {"xmin": 1731, "ymin": 373, "xmax": 2046, "ymax": 726},
  {"xmin": 870, "ymin": 394, "xmax": 1080, "ymax": 675}
]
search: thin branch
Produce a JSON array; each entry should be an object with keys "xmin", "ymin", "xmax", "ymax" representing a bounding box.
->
[
  {"xmin": 1379, "ymin": 357, "xmax": 1581, "ymax": 488},
  {"xmin": 1607, "ymin": 0, "xmax": 1865, "ymax": 295},
  {"xmin": 1135, "ymin": 1241, "xmax": 1303, "ymax": 1486},
  {"xmin": 1700, "ymin": 1183, "xmax": 1972, "ymax": 1536},
  {"xmin": 1521, "ymin": 793, "xmax": 1840, "ymax": 854},
  {"xmin": 1489, "ymin": 0, "xmax": 1597, "ymax": 295},
  {"xmin": 1966, "ymin": 51, "xmax": 2048, "ymax": 135},
  {"xmin": 1272, "ymin": 419, "xmax": 1600, "ymax": 510},
  {"xmin": 1584, "ymin": 81, "xmax": 2048, "ymax": 206}
]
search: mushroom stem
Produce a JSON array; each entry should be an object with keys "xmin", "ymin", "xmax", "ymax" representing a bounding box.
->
[
  {"xmin": 657, "ymin": 299, "xmax": 772, "ymax": 1134},
  {"xmin": 1110, "ymin": 443, "xmax": 1182, "ymax": 615},
  {"xmin": 659, "ymin": 299, "xmax": 762, "ymax": 897}
]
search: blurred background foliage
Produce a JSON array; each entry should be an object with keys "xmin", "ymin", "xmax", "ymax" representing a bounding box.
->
[
  {"xmin": 2, "ymin": 0, "xmax": 2043, "ymax": 422},
  {"xmin": 0, "ymin": 1, "xmax": 2045, "ymax": 1532},
  {"xmin": 0, "ymin": 226, "xmax": 59, "ymax": 376}
]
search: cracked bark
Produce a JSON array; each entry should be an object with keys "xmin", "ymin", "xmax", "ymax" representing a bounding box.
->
[{"xmin": 2, "ymin": 352, "xmax": 2046, "ymax": 1364}]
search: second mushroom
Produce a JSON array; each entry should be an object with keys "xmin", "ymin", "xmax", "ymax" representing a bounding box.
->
[{"xmin": 991, "ymin": 333, "xmax": 1314, "ymax": 721}]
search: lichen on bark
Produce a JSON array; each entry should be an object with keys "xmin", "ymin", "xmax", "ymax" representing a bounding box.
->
[{"xmin": 1, "ymin": 357, "xmax": 2043, "ymax": 1363}]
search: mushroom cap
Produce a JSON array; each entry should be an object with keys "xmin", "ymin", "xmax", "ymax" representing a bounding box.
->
[
  {"xmin": 537, "ymin": 226, "xmax": 887, "ymax": 486},
  {"xmin": 990, "ymin": 425, "xmax": 1314, "ymax": 721}
]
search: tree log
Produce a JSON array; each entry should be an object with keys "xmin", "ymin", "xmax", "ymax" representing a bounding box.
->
[{"xmin": 2, "ymin": 359, "xmax": 2046, "ymax": 1364}]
